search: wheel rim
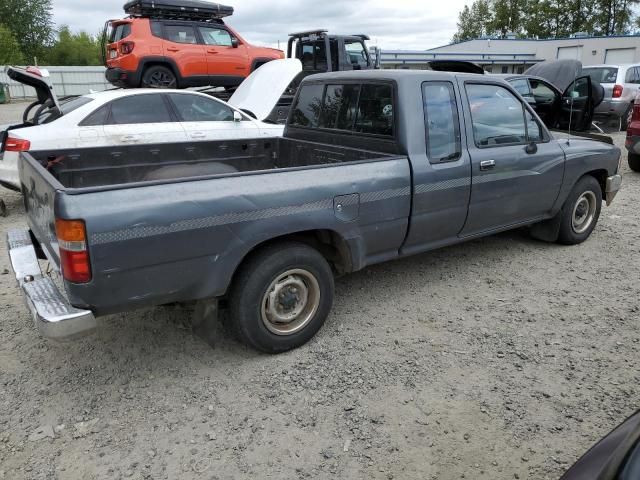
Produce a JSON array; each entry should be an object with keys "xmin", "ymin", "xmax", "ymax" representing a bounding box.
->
[
  {"xmin": 148, "ymin": 71, "xmax": 176, "ymax": 88},
  {"xmin": 261, "ymin": 269, "xmax": 321, "ymax": 336},
  {"xmin": 572, "ymin": 190, "xmax": 597, "ymax": 234}
]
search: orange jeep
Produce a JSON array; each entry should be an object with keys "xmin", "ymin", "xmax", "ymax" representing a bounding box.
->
[{"xmin": 105, "ymin": 0, "xmax": 284, "ymax": 89}]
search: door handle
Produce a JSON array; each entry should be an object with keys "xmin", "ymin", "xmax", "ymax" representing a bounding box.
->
[
  {"xmin": 167, "ymin": 47, "xmax": 179, "ymax": 52},
  {"xmin": 122, "ymin": 135, "xmax": 140, "ymax": 143},
  {"xmin": 206, "ymin": 49, "xmax": 219, "ymax": 54},
  {"xmin": 480, "ymin": 160, "xmax": 496, "ymax": 171}
]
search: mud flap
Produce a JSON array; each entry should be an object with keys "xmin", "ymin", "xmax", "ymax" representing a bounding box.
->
[
  {"xmin": 529, "ymin": 212, "xmax": 562, "ymax": 242},
  {"xmin": 192, "ymin": 298, "xmax": 221, "ymax": 348}
]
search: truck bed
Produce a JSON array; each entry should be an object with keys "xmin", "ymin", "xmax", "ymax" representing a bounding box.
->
[{"xmin": 30, "ymin": 137, "xmax": 393, "ymax": 191}]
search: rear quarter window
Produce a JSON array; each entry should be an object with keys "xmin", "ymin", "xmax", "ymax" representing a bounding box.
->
[
  {"xmin": 291, "ymin": 82, "xmax": 394, "ymax": 137},
  {"xmin": 583, "ymin": 67, "xmax": 619, "ymax": 84}
]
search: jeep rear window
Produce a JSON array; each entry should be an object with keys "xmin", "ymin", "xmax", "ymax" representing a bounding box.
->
[
  {"xmin": 291, "ymin": 83, "xmax": 394, "ymax": 137},
  {"xmin": 109, "ymin": 23, "xmax": 131, "ymax": 43}
]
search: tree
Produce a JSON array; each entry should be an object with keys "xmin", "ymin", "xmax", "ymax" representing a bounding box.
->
[
  {"xmin": 46, "ymin": 26, "xmax": 102, "ymax": 66},
  {"xmin": 0, "ymin": 0, "xmax": 53, "ymax": 63},
  {"xmin": 453, "ymin": 0, "xmax": 493, "ymax": 42},
  {"xmin": 0, "ymin": 24, "xmax": 24, "ymax": 65}
]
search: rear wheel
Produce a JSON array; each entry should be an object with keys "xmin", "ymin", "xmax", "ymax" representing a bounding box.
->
[
  {"xmin": 557, "ymin": 175, "xmax": 602, "ymax": 245},
  {"xmin": 229, "ymin": 242, "xmax": 334, "ymax": 353},
  {"xmin": 141, "ymin": 66, "xmax": 177, "ymax": 89},
  {"xmin": 629, "ymin": 153, "xmax": 640, "ymax": 172}
]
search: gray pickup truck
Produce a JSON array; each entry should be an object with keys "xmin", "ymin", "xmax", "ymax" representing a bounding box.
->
[{"xmin": 8, "ymin": 70, "xmax": 622, "ymax": 353}]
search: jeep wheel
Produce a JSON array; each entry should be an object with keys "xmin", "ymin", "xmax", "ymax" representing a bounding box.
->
[
  {"xmin": 229, "ymin": 242, "xmax": 334, "ymax": 354},
  {"xmin": 142, "ymin": 66, "xmax": 177, "ymax": 89},
  {"xmin": 629, "ymin": 153, "xmax": 640, "ymax": 172},
  {"xmin": 557, "ymin": 175, "xmax": 602, "ymax": 245}
]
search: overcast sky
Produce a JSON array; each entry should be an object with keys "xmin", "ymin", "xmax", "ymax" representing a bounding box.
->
[{"xmin": 52, "ymin": 0, "xmax": 468, "ymax": 50}]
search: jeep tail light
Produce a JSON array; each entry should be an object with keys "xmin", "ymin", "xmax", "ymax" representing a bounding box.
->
[
  {"xmin": 4, "ymin": 137, "xmax": 31, "ymax": 152},
  {"xmin": 120, "ymin": 41, "xmax": 135, "ymax": 55},
  {"xmin": 612, "ymin": 84, "xmax": 624, "ymax": 98},
  {"xmin": 55, "ymin": 219, "xmax": 92, "ymax": 283}
]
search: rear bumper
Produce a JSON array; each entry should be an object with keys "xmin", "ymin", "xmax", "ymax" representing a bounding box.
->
[
  {"xmin": 595, "ymin": 99, "xmax": 631, "ymax": 118},
  {"xmin": 7, "ymin": 229, "xmax": 97, "ymax": 340},
  {"xmin": 606, "ymin": 174, "xmax": 623, "ymax": 206},
  {"xmin": 105, "ymin": 67, "xmax": 139, "ymax": 88}
]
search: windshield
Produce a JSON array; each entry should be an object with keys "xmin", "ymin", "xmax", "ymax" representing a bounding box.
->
[{"xmin": 582, "ymin": 67, "xmax": 619, "ymax": 84}]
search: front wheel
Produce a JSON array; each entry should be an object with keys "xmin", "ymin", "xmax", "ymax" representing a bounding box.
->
[
  {"xmin": 557, "ymin": 175, "xmax": 602, "ymax": 245},
  {"xmin": 141, "ymin": 65, "xmax": 177, "ymax": 88},
  {"xmin": 229, "ymin": 242, "xmax": 335, "ymax": 353},
  {"xmin": 629, "ymin": 153, "xmax": 640, "ymax": 172}
]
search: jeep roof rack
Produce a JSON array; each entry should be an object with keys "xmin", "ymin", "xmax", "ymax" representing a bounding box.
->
[
  {"xmin": 288, "ymin": 30, "xmax": 329, "ymax": 38},
  {"xmin": 123, "ymin": 0, "xmax": 233, "ymax": 20}
]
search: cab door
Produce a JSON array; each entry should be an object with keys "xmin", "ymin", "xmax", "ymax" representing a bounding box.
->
[
  {"xmin": 198, "ymin": 26, "xmax": 250, "ymax": 81},
  {"xmin": 161, "ymin": 23, "xmax": 208, "ymax": 81},
  {"xmin": 460, "ymin": 81, "xmax": 565, "ymax": 236}
]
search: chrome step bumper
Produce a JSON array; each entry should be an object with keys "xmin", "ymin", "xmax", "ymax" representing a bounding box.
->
[{"xmin": 7, "ymin": 229, "xmax": 96, "ymax": 340}]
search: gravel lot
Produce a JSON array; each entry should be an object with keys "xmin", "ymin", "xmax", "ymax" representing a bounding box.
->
[{"xmin": 0, "ymin": 102, "xmax": 638, "ymax": 480}]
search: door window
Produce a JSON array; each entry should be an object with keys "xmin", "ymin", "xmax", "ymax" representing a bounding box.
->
[
  {"xmin": 530, "ymin": 80, "xmax": 557, "ymax": 101},
  {"xmin": 199, "ymin": 27, "xmax": 233, "ymax": 47},
  {"xmin": 466, "ymin": 83, "xmax": 527, "ymax": 147},
  {"xmin": 168, "ymin": 93, "xmax": 235, "ymax": 122},
  {"xmin": 423, "ymin": 82, "xmax": 461, "ymax": 163},
  {"xmin": 106, "ymin": 95, "xmax": 173, "ymax": 125},
  {"xmin": 344, "ymin": 41, "xmax": 369, "ymax": 70},
  {"xmin": 79, "ymin": 104, "xmax": 110, "ymax": 126},
  {"xmin": 510, "ymin": 78, "xmax": 531, "ymax": 97},
  {"xmin": 525, "ymin": 110, "xmax": 543, "ymax": 142},
  {"xmin": 625, "ymin": 67, "xmax": 640, "ymax": 84},
  {"xmin": 163, "ymin": 25, "xmax": 197, "ymax": 44}
]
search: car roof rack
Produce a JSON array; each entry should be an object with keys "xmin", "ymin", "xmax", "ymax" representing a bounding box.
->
[{"xmin": 123, "ymin": 0, "xmax": 233, "ymax": 20}]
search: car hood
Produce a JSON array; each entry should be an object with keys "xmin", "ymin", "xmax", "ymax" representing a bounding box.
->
[
  {"xmin": 228, "ymin": 59, "xmax": 301, "ymax": 121},
  {"xmin": 525, "ymin": 59, "xmax": 583, "ymax": 92}
]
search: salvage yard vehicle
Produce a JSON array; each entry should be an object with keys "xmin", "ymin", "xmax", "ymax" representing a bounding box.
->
[
  {"xmin": 7, "ymin": 70, "xmax": 622, "ymax": 353},
  {"xmin": 104, "ymin": 0, "xmax": 283, "ymax": 89},
  {"xmin": 582, "ymin": 63, "xmax": 640, "ymax": 131},
  {"xmin": 626, "ymin": 93, "xmax": 640, "ymax": 171},
  {"xmin": 0, "ymin": 61, "xmax": 301, "ymax": 191}
]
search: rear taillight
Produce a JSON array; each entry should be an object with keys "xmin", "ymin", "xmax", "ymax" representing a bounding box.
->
[
  {"xmin": 613, "ymin": 84, "xmax": 624, "ymax": 98},
  {"xmin": 120, "ymin": 41, "xmax": 135, "ymax": 55},
  {"xmin": 4, "ymin": 137, "xmax": 31, "ymax": 152},
  {"xmin": 55, "ymin": 219, "xmax": 92, "ymax": 283},
  {"xmin": 26, "ymin": 66, "xmax": 42, "ymax": 77}
]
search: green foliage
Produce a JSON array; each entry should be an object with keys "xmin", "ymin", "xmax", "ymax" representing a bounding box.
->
[
  {"xmin": 0, "ymin": 24, "xmax": 24, "ymax": 65},
  {"xmin": 453, "ymin": 0, "xmax": 640, "ymax": 41},
  {"xmin": 0, "ymin": 0, "xmax": 53, "ymax": 63},
  {"xmin": 46, "ymin": 26, "xmax": 102, "ymax": 66}
]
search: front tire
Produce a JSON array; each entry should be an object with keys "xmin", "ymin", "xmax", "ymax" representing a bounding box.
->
[
  {"xmin": 229, "ymin": 242, "xmax": 335, "ymax": 353},
  {"xmin": 629, "ymin": 153, "xmax": 640, "ymax": 172},
  {"xmin": 141, "ymin": 65, "xmax": 178, "ymax": 89},
  {"xmin": 557, "ymin": 175, "xmax": 602, "ymax": 245}
]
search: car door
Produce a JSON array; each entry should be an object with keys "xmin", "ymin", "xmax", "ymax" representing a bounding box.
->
[
  {"xmin": 198, "ymin": 26, "xmax": 250, "ymax": 80},
  {"xmin": 161, "ymin": 23, "xmax": 208, "ymax": 82},
  {"xmin": 558, "ymin": 76, "xmax": 593, "ymax": 132},
  {"xmin": 460, "ymin": 81, "xmax": 565, "ymax": 236},
  {"xmin": 102, "ymin": 94, "xmax": 187, "ymax": 146},
  {"xmin": 167, "ymin": 92, "xmax": 259, "ymax": 141},
  {"xmin": 528, "ymin": 78, "xmax": 561, "ymax": 128}
]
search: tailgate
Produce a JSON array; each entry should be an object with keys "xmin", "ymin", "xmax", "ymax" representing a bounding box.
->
[{"xmin": 19, "ymin": 152, "xmax": 62, "ymax": 267}]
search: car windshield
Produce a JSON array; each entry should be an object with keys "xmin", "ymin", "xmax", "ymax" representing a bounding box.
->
[{"xmin": 582, "ymin": 67, "xmax": 619, "ymax": 84}]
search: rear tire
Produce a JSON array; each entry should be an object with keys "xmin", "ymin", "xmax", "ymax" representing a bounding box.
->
[
  {"xmin": 229, "ymin": 242, "xmax": 335, "ymax": 354},
  {"xmin": 141, "ymin": 65, "xmax": 178, "ymax": 89},
  {"xmin": 557, "ymin": 175, "xmax": 602, "ymax": 245},
  {"xmin": 629, "ymin": 153, "xmax": 640, "ymax": 172}
]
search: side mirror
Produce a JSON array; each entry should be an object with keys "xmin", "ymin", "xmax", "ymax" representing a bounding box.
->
[
  {"xmin": 231, "ymin": 38, "xmax": 239, "ymax": 48},
  {"xmin": 525, "ymin": 142, "xmax": 538, "ymax": 155},
  {"xmin": 233, "ymin": 111, "xmax": 242, "ymax": 122}
]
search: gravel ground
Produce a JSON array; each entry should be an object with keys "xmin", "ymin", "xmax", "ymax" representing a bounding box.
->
[{"xmin": 0, "ymin": 106, "xmax": 638, "ymax": 479}]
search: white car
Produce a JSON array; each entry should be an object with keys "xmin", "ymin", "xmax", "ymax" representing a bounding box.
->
[{"xmin": 0, "ymin": 59, "xmax": 301, "ymax": 191}]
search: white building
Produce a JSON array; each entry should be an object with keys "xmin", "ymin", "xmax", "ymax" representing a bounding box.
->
[{"xmin": 379, "ymin": 34, "xmax": 640, "ymax": 73}]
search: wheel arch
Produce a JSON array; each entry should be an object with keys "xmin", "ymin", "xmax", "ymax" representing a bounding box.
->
[
  {"xmin": 583, "ymin": 168, "xmax": 608, "ymax": 200},
  {"xmin": 139, "ymin": 57, "xmax": 183, "ymax": 87},
  {"xmin": 250, "ymin": 57, "xmax": 276, "ymax": 72},
  {"xmin": 225, "ymin": 229, "xmax": 356, "ymax": 296}
]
